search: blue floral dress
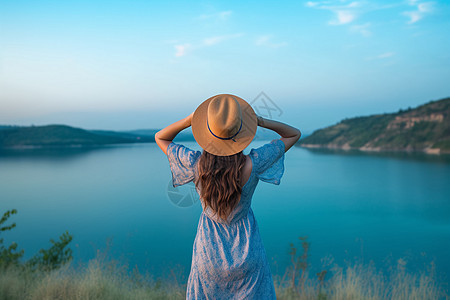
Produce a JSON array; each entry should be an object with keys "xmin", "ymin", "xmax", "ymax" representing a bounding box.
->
[{"xmin": 166, "ymin": 139, "xmax": 285, "ymax": 299}]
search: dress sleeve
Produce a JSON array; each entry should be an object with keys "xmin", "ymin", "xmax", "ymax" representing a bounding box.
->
[
  {"xmin": 166, "ymin": 142, "xmax": 202, "ymax": 188},
  {"xmin": 248, "ymin": 139, "xmax": 285, "ymax": 185}
]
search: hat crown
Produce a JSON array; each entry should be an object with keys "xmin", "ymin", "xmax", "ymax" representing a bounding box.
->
[
  {"xmin": 191, "ymin": 93, "xmax": 257, "ymax": 156},
  {"xmin": 207, "ymin": 95, "xmax": 242, "ymax": 138}
]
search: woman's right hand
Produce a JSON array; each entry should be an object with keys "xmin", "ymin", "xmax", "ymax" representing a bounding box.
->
[{"xmin": 155, "ymin": 112, "xmax": 195, "ymax": 155}]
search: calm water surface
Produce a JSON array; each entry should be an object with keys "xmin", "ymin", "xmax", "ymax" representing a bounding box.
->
[{"xmin": 1, "ymin": 142, "xmax": 449, "ymax": 284}]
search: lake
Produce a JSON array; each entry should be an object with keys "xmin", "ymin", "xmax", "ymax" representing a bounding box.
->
[{"xmin": 1, "ymin": 141, "xmax": 449, "ymax": 285}]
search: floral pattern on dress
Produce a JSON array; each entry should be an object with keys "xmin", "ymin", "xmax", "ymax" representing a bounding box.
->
[{"xmin": 166, "ymin": 139, "xmax": 285, "ymax": 299}]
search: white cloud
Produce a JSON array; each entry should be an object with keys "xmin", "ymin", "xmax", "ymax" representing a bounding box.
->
[
  {"xmin": 198, "ymin": 10, "xmax": 232, "ymax": 21},
  {"xmin": 218, "ymin": 11, "xmax": 232, "ymax": 20},
  {"xmin": 255, "ymin": 35, "xmax": 288, "ymax": 48},
  {"xmin": 203, "ymin": 36, "xmax": 223, "ymax": 46},
  {"xmin": 403, "ymin": 1, "xmax": 434, "ymax": 24},
  {"xmin": 330, "ymin": 10, "xmax": 356, "ymax": 25},
  {"xmin": 173, "ymin": 33, "xmax": 244, "ymax": 57},
  {"xmin": 377, "ymin": 52, "xmax": 395, "ymax": 59},
  {"xmin": 306, "ymin": 1, "xmax": 318, "ymax": 7},
  {"xmin": 305, "ymin": 1, "xmax": 403, "ymax": 32},
  {"xmin": 350, "ymin": 22, "xmax": 371, "ymax": 37},
  {"xmin": 255, "ymin": 35, "xmax": 270, "ymax": 45},
  {"xmin": 306, "ymin": 1, "xmax": 363, "ymax": 26},
  {"xmin": 174, "ymin": 44, "xmax": 191, "ymax": 57},
  {"xmin": 404, "ymin": 11, "xmax": 421, "ymax": 23},
  {"xmin": 203, "ymin": 33, "xmax": 244, "ymax": 46}
]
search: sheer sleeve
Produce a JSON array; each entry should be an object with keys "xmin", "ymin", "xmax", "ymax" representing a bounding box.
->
[
  {"xmin": 166, "ymin": 142, "xmax": 202, "ymax": 188},
  {"xmin": 248, "ymin": 139, "xmax": 285, "ymax": 185}
]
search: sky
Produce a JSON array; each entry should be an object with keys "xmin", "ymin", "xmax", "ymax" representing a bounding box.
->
[{"xmin": 1, "ymin": 0, "xmax": 449, "ymax": 133}]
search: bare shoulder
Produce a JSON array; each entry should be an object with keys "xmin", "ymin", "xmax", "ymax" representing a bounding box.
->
[{"xmin": 245, "ymin": 154, "xmax": 252, "ymax": 168}]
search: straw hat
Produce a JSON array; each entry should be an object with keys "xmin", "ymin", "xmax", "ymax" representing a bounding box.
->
[{"xmin": 191, "ymin": 94, "xmax": 257, "ymax": 156}]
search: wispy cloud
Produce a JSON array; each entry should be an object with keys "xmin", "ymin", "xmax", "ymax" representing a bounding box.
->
[
  {"xmin": 305, "ymin": 1, "xmax": 404, "ymax": 36},
  {"xmin": 305, "ymin": 1, "xmax": 318, "ymax": 8},
  {"xmin": 350, "ymin": 22, "xmax": 371, "ymax": 37},
  {"xmin": 255, "ymin": 35, "xmax": 288, "ymax": 48},
  {"xmin": 403, "ymin": 1, "xmax": 434, "ymax": 24},
  {"xmin": 377, "ymin": 52, "xmax": 395, "ymax": 59},
  {"xmin": 174, "ymin": 33, "xmax": 244, "ymax": 57},
  {"xmin": 330, "ymin": 10, "xmax": 356, "ymax": 25},
  {"xmin": 197, "ymin": 10, "xmax": 232, "ymax": 21},
  {"xmin": 305, "ymin": 1, "xmax": 364, "ymax": 26},
  {"xmin": 366, "ymin": 52, "xmax": 395, "ymax": 60},
  {"xmin": 203, "ymin": 33, "xmax": 244, "ymax": 46},
  {"xmin": 174, "ymin": 44, "xmax": 191, "ymax": 57}
]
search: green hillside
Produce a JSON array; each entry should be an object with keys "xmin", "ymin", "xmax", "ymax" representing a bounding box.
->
[
  {"xmin": 89, "ymin": 129, "xmax": 154, "ymax": 142},
  {"xmin": 297, "ymin": 97, "xmax": 450, "ymax": 154},
  {"xmin": 125, "ymin": 129, "xmax": 195, "ymax": 142},
  {"xmin": 0, "ymin": 125, "xmax": 148, "ymax": 148}
]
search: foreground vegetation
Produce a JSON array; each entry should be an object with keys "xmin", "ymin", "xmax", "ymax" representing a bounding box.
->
[
  {"xmin": 274, "ymin": 238, "xmax": 448, "ymax": 300},
  {"xmin": 1, "ymin": 253, "xmax": 447, "ymax": 300},
  {"xmin": 1, "ymin": 210, "xmax": 448, "ymax": 299},
  {"xmin": 0, "ymin": 257, "xmax": 184, "ymax": 300}
]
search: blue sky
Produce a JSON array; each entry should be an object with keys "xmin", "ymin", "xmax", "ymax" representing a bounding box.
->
[{"xmin": 1, "ymin": 0, "xmax": 449, "ymax": 132}]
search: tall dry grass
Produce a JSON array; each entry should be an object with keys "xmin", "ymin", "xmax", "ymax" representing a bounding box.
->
[
  {"xmin": 0, "ymin": 252, "xmax": 448, "ymax": 299},
  {"xmin": 274, "ymin": 258, "xmax": 449, "ymax": 300},
  {"xmin": 0, "ymin": 255, "xmax": 185, "ymax": 300}
]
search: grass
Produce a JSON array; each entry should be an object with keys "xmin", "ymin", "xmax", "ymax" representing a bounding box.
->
[
  {"xmin": 0, "ymin": 254, "xmax": 185, "ymax": 300},
  {"xmin": 0, "ymin": 252, "xmax": 448, "ymax": 300},
  {"xmin": 274, "ymin": 237, "xmax": 448, "ymax": 300},
  {"xmin": 1, "ymin": 216, "xmax": 448, "ymax": 300},
  {"xmin": 274, "ymin": 259, "xmax": 448, "ymax": 300}
]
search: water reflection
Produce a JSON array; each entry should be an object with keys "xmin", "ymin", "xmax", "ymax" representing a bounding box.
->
[
  {"xmin": 298, "ymin": 146, "xmax": 450, "ymax": 164},
  {"xmin": 1, "ymin": 143, "xmax": 449, "ymax": 284},
  {"xmin": 0, "ymin": 144, "xmax": 145, "ymax": 162}
]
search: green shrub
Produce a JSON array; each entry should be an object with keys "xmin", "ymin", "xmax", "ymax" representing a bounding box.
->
[
  {"xmin": 0, "ymin": 209, "xmax": 73, "ymax": 272},
  {"xmin": 0, "ymin": 209, "xmax": 24, "ymax": 269}
]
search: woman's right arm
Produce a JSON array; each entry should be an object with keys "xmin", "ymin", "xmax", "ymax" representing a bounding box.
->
[
  {"xmin": 155, "ymin": 112, "xmax": 193, "ymax": 155},
  {"xmin": 257, "ymin": 116, "xmax": 301, "ymax": 152}
]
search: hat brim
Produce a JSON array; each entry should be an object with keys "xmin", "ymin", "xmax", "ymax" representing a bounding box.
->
[{"xmin": 192, "ymin": 94, "xmax": 257, "ymax": 156}]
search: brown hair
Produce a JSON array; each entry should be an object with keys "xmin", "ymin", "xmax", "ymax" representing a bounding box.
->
[{"xmin": 194, "ymin": 150, "xmax": 247, "ymax": 222}]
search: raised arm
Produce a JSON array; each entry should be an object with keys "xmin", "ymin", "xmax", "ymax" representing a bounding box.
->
[
  {"xmin": 257, "ymin": 116, "xmax": 301, "ymax": 152},
  {"xmin": 155, "ymin": 112, "xmax": 193, "ymax": 155}
]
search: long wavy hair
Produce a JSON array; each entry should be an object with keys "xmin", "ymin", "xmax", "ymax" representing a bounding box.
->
[{"xmin": 194, "ymin": 150, "xmax": 247, "ymax": 222}]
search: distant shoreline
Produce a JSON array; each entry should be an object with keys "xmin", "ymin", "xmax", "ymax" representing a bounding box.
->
[
  {"xmin": 298, "ymin": 143, "xmax": 450, "ymax": 155},
  {"xmin": 0, "ymin": 143, "xmax": 150, "ymax": 150},
  {"xmin": 0, "ymin": 124, "xmax": 279, "ymax": 149},
  {"xmin": 297, "ymin": 97, "xmax": 450, "ymax": 155},
  {"xmin": 0, "ymin": 124, "xmax": 181, "ymax": 149}
]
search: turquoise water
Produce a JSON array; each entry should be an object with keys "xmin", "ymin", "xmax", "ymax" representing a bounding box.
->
[{"xmin": 1, "ymin": 142, "xmax": 449, "ymax": 284}]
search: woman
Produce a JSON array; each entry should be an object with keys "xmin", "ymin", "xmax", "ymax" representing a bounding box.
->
[{"xmin": 155, "ymin": 94, "xmax": 301, "ymax": 299}]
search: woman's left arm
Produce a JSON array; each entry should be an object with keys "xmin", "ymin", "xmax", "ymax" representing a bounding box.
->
[{"xmin": 155, "ymin": 112, "xmax": 193, "ymax": 155}]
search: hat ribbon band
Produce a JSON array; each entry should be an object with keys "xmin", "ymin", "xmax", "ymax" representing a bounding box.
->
[{"xmin": 207, "ymin": 118, "xmax": 242, "ymax": 143}]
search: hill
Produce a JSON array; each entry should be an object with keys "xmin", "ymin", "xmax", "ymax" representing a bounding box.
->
[
  {"xmin": 0, "ymin": 125, "xmax": 150, "ymax": 148},
  {"xmin": 297, "ymin": 97, "xmax": 450, "ymax": 154},
  {"xmin": 89, "ymin": 129, "xmax": 154, "ymax": 142},
  {"xmin": 124, "ymin": 129, "xmax": 195, "ymax": 142}
]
